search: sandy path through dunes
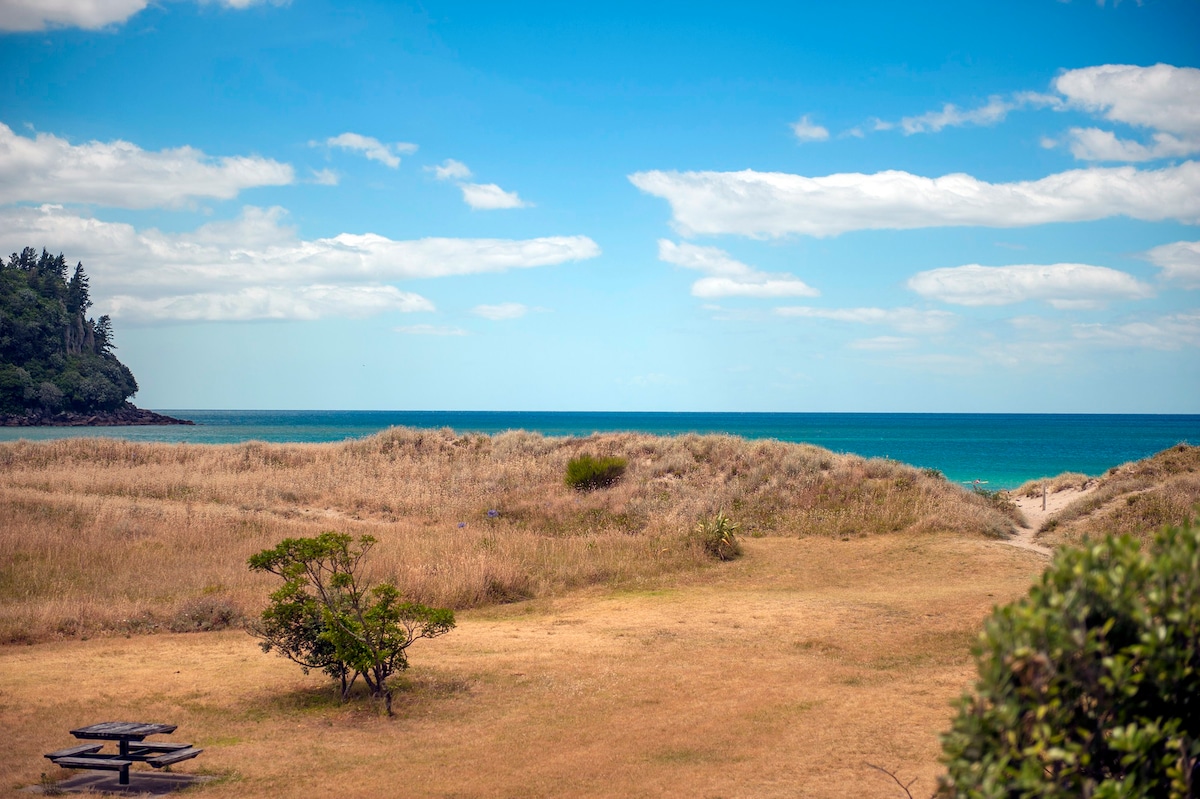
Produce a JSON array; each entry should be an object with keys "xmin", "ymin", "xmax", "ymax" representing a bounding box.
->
[{"xmin": 1008, "ymin": 483, "xmax": 1097, "ymax": 556}]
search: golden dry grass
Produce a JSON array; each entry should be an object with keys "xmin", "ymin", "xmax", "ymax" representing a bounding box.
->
[
  {"xmin": 1035, "ymin": 443, "xmax": 1200, "ymax": 547},
  {"xmin": 0, "ymin": 429, "xmax": 1058, "ymax": 797},
  {"xmin": 1013, "ymin": 472, "xmax": 1092, "ymax": 497},
  {"xmin": 0, "ymin": 429, "xmax": 1015, "ymax": 644},
  {"xmin": 1, "ymin": 533, "xmax": 1048, "ymax": 799}
]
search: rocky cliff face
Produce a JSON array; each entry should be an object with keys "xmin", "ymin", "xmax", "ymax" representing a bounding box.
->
[{"xmin": 0, "ymin": 402, "xmax": 193, "ymax": 426}]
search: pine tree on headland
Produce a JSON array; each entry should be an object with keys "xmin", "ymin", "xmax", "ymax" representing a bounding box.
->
[{"xmin": 0, "ymin": 248, "xmax": 138, "ymax": 416}]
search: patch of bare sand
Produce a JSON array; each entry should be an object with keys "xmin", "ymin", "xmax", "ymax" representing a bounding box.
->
[
  {"xmin": 1007, "ymin": 482, "xmax": 1098, "ymax": 556},
  {"xmin": 1, "ymin": 533, "xmax": 1045, "ymax": 799}
]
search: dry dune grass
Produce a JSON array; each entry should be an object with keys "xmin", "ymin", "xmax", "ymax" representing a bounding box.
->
[
  {"xmin": 0, "ymin": 428, "xmax": 1016, "ymax": 644},
  {"xmin": 1014, "ymin": 472, "xmax": 1092, "ymax": 497},
  {"xmin": 1033, "ymin": 443, "xmax": 1200, "ymax": 547},
  {"xmin": 0, "ymin": 533, "xmax": 1048, "ymax": 799}
]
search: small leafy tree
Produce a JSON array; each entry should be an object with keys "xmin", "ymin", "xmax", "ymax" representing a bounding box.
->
[
  {"xmin": 939, "ymin": 521, "xmax": 1200, "ymax": 797},
  {"xmin": 248, "ymin": 532, "xmax": 455, "ymax": 715}
]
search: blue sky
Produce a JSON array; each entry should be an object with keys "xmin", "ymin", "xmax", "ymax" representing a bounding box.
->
[{"xmin": 1, "ymin": 0, "xmax": 1198, "ymax": 412}]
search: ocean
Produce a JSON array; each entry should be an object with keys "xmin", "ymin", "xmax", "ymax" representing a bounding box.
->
[{"xmin": 2, "ymin": 410, "xmax": 1197, "ymax": 490}]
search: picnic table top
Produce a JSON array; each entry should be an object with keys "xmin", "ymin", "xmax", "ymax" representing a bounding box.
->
[{"xmin": 70, "ymin": 722, "xmax": 178, "ymax": 741}]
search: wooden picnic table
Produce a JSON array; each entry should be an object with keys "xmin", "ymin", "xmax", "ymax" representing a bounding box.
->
[{"xmin": 45, "ymin": 721, "xmax": 203, "ymax": 786}]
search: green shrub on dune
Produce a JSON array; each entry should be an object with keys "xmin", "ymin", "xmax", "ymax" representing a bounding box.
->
[
  {"xmin": 939, "ymin": 520, "xmax": 1200, "ymax": 797},
  {"xmin": 565, "ymin": 454, "xmax": 628, "ymax": 491},
  {"xmin": 695, "ymin": 511, "xmax": 742, "ymax": 561}
]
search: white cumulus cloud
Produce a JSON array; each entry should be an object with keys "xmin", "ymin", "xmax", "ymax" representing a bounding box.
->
[
  {"xmin": 460, "ymin": 182, "xmax": 529, "ymax": 210},
  {"xmin": 0, "ymin": 123, "xmax": 294, "ymax": 208},
  {"xmin": 872, "ymin": 64, "xmax": 1198, "ymax": 162},
  {"xmin": 0, "ymin": 0, "xmax": 148, "ymax": 30},
  {"xmin": 774, "ymin": 306, "xmax": 957, "ymax": 335},
  {"xmin": 1055, "ymin": 64, "xmax": 1200, "ymax": 161},
  {"xmin": 1064, "ymin": 127, "xmax": 1198, "ymax": 162},
  {"xmin": 0, "ymin": 0, "xmax": 284, "ymax": 31},
  {"xmin": 907, "ymin": 263, "xmax": 1154, "ymax": 307},
  {"xmin": 1142, "ymin": 240, "xmax": 1200, "ymax": 288},
  {"xmin": 628, "ymin": 161, "xmax": 1200, "ymax": 238},
  {"xmin": 426, "ymin": 159, "xmax": 529, "ymax": 209},
  {"xmin": 0, "ymin": 205, "xmax": 600, "ymax": 322},
  {"xmin": 1055, "ymin": 64, "xmax": 1200, "ymax": 138},
  {"xmin": 657, "ymin": 240, "xmax": 819, "ymax": 298},
  {"xmin": 324, "ymin": 132, "xmax": 417, "ymax": 169},
  {"xmin": 791, "ymin": 115, "xmax": 830, "ymax": 142}
]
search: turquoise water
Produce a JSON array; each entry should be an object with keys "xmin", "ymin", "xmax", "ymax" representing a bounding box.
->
[{"xmin": 2, "ymin": 410, "xmax": 1197, "ymax": 490}]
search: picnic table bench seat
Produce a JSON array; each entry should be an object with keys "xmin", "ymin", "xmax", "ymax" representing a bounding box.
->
[
  {"xmin": 47, "ymin": 756, "xmax": 134, "ymax": 770},
  {"xmin": 145, "ymin": 747, "xmax": 203, "ymax": 767},
  {"xmin": 126, "ymin": 741, "xmax": 194, "ymax": 754},
  {"xmin": 44, "ymin": 744, "xmax": 104, "ymax": 759}
]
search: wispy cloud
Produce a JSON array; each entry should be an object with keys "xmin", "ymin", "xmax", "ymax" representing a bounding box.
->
[
  {"xmin": 791, "ymin": 115, "xmax": 830, "ymax": 142},
  {"xmin": 323, "ymin": 132, "xmax": 417, "ymax": 168},
  {"xmin": 0, "ymin": 123, "xmax": 293, "ymax": 208},
  {"xmin": 629, "ymin": 161, "xmax": 1200, "ymax": 238},
  {"xmin": 1072, "ymin": 312, "xmax": 1200, "ymax": 350},
  {"xmin": 471, "ymin": 303, "xmax": 528, "ymax": 320},
  {"xmin": 0, "ymin": 0, "xmax": 286, "ymax": 31},
  {"xmin": 0, "ymin": 205, "xmax": 600, "ymax": 323},
  {"xmin": 907, "ymin": 263, "xmax": 1154, "ymax": 308},
  {"xmin": 395, "ymin": 324, "xmax": 468, "ymax": 336},
  {"xmin": 428, "ymin": 159, "xmax": 472, "ymax": 181},
  {"xmin": 309, "ymin": 168, "xmax": 339, "ymax": 185},
  {"xmin": 109, "ymin": 285, "xmax": 431, "ymax": 323},
  {"xmin": 774, "ymin": 306, "xmax": 957, "ymax": 335},
  {"xmin": 847, "ymin": 336, "xmax": 916, "ymax": 351},
  {"xmin": 658, "ymin": 240, "xmax": 819, "ymax": 298},
  {"xmin": 897, "ymin": 96, "xmax": 1015, "ymax": 134},
  {"xmin": 875, "ymin": 91, "xmax": 1060, "ymax": 136}
]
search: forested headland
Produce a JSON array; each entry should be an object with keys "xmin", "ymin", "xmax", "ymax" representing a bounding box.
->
[{"xmin": 0, "ymin": 247, "xmax": 190, "ymax": 426}]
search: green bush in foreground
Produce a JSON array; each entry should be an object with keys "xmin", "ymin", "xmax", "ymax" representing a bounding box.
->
[
  {"xmin": 248, "ymin": 532, "xmax": 455, "ymax": 715},
  {"xmin": 939, "ymin": 521, "xmax": 1200, "ymax": 798},
  {"xmin": 565, "ymin": 454, "xmax": 627, "ymax": 491},
  {"xmin": 695, "ymin": 511, "xmax": 742, "ymax": 561}
]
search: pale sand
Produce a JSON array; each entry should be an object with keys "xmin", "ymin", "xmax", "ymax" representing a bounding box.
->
[{"xmin": 1006, "ymin": 482, "xmax": 1098, "ymax": 556}]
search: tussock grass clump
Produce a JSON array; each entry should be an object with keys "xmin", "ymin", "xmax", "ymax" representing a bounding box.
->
[
  {"xmin": 0, "ymin": 428, "xmax": 1020, "ymax": 643},
  {"xmin": 1035, "ymin": 443, "xmax": 1200, "ymax": 547},
  {"xmin": 565, "ymin": 454, "xmax": 628, "ymax": 491}
]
